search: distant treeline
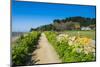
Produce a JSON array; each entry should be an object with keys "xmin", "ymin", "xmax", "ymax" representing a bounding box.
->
[{"xmin": 30, "ymin": 16, "xmax": 96, "ymax": 31}]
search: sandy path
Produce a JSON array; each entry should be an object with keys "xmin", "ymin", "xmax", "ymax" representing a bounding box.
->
[{"xmin": 32, "ymin": 33, "xmax": 61, "ymax": 64}]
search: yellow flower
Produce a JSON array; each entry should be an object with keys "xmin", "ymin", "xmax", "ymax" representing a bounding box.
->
[{"xmin": 76, "ymin": 37, "xmax": 92, "ymax": 46}]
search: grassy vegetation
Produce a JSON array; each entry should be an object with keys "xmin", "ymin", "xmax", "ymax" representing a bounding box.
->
[
  {"xmin": 12, "ymin": 30, "xmax": 95, "ymax": 65},
  {"xmin": 12, "ymin": 31, "xmax": 41, "ymax": 66},
  {"xmin": 45, "ymin": 31, "xmax": 95, "ymax": 63},
  {"xmin": 63, "ymin": 30, "xmax": 95, "ymax": 40}
]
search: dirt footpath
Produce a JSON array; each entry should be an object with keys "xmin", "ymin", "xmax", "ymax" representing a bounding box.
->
[{"xmin": 32, "ymin": 33, "xmax": 61, "ymax": 64}]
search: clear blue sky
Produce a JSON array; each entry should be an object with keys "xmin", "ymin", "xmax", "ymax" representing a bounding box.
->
[{"xmin": 12, "ymin": 0, "xmax": 96, "ymax": 32}]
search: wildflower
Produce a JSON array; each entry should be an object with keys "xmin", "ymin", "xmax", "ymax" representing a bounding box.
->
[
  {"xmin": 68, "ymin": 36, "xmax": 76, "ymax": 46},
  {"xmin": 69, "ymin": 36, "xmax": 76, "ymax": 41},
  {"xmin": 56, "ymin": 34, "xmax": 69, "ymax": 42},
  {"xmin": 76, "ymin": 48, "xmax": 83, "ymax": 53},
  {"xmin": 83, "ymin": 46, "xmax": 95, "ymax": 54},
  {"xmin": 68, "ymin": 40, "xmax": 74, "ymax": 46},
  {"xmin": 76, "ymin": 37, "xmax": 92, "ymax": 46}
]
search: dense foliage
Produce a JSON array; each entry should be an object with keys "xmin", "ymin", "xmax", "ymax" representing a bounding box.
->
[
  {"xmin": 45, "ymin": 31, "xmax": 95, "ymax": 62},
  {"xmin": 12, "ymin": 31, "xmax": 40, "ymax": 65},
  {"xmin": 30, "ymin": 16, "xmax": 96, "ymax": 31}
]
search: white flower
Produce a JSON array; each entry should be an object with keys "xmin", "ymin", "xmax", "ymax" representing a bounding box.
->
[
  {"xmin": 56, "ymin": 34, "xmax": 69, "ymax": 42},
  {"xmin": 76, "ymin": 48, "xmax": 83, "ymax": 53}
]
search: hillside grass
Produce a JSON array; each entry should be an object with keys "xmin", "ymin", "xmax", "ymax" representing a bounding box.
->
[{"xmin": 64, "ymin": 30, "xmax": 95, "ymax": 40}]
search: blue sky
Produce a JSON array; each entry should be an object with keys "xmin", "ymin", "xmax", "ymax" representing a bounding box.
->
[{"xmin": 12, "ymin": 0, "xmax": 96, "ymax": 32}]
